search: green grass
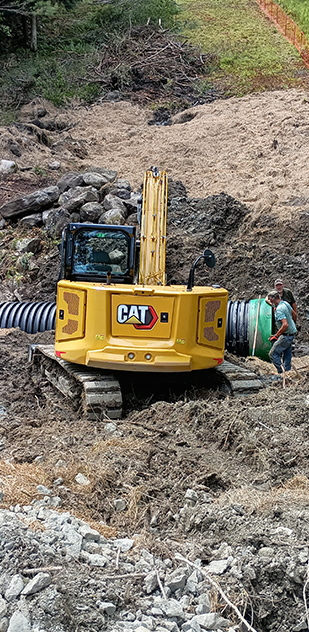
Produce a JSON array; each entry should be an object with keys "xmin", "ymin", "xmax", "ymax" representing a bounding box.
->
[
  {"xmin": 176, "ymin": 0, "xmax": 304, "ymax": 95},
  {"xmin": 0, "ymin": 0, "xmax": 308, "ymax": 122},
  {"xmin": 0, "ymin": 0, "xmax": 178, "ymax": 121},
  {"xmin": 276, "ymin": 0, "xmax": 309, "ymax": 37}
]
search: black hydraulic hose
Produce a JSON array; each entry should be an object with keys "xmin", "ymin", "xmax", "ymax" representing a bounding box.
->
[{"xmin": 0, "ymin": 301, "xmax": 56, "ymax": 334}]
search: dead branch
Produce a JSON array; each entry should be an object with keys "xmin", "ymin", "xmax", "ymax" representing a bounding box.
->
[
  {"xmin": 175, "ymin": 553, "xmax": 258, "ymax": 632},
  {"xmin": 303, "ymin": 561, "xmax": 309, "ymax": 629},
  {"xmin": 23, "ymin": 566, "xmax": 62, "ymax": 574},
  {"xmin": 131, "ymin": 43, "xmax": 171, "ymax": 67},
  {"xmin": 156, "ymin": 569, "xmax": 167, "ymax": 599},
  {"xmin": 115, "ymin": 547, "xmax": 121, "ymax": 569},
  {"xmin": 101, "ymin": 573, "xmax": 145, "ymax": 580}
]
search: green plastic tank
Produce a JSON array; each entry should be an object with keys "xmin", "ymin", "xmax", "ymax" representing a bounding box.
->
[{"xmin": 248, "ymin": 298, "xmax": 272, "ymax": 360}]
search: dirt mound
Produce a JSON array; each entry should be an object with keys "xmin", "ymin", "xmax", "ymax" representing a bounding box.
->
[
  {"xmin": 1, "ymin": 87, "xmax": 309, "ymax": 631},
  {"xmin": 0, "ymin": 329, "xmax": 309, "ymax": 631}
]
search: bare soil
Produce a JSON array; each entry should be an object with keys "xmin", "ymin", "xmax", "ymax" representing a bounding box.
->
[{"xmin": 1, "ymin": 84, "xmax": 309, "ymax": 631}]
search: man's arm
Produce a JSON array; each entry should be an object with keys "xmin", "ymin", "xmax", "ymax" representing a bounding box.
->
[
  {"xmin": 291, "ymin": 301, "xmax": 297, "ymax": 323},
  {"xmin": 276, "ymin": 318, "xmax": 289, "ymax": 336}
]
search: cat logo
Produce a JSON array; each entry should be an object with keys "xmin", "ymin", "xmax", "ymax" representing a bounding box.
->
[{"xmin": 117, "ymin": 304, "xmax": 158, "ymax": 330}]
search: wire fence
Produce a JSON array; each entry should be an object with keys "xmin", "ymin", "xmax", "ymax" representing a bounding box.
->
[{"xmin": 255, "ymin": 0, "xmax": 309, "ymax": 68}]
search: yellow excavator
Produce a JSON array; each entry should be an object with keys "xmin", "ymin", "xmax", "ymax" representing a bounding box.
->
[{"xmin": 31, "ymin": 168, "xmax": 229, "ymax": 419}]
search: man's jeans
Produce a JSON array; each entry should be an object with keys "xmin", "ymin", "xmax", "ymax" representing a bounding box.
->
[{"xmin": 269, "ymin": 334, "xmax": 295, "ymax": 373}]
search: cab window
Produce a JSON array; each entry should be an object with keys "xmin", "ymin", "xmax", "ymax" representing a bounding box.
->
[{"xmin": 72, "ymin": 229, "xmax": 130, "ymax": 276}]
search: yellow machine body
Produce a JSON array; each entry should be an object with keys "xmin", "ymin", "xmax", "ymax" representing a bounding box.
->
[
  {"xmin": 55, "ymin": 282, "xmax": 228, "ymax": 372},
  {"xmin": 54, "ymin": 168, "xmax": 228, "ymax": 373}
]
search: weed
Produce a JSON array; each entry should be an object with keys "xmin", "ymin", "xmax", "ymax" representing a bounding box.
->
[
  {"xmin": 18, "ymin": 252, "xmax": 34, "ymax": 271},
  {"xmin": 33, "ymin": 166, "xmax": 48, "ymax": 177},
  {"xmin": 6, "ymin": 268, "xmax": 23, "ymax": 283},
  {"xmin": 197, "ymin": 80, "xmax": 213, "ymax": 95},
  {"xmin": 78, "ymin": 82, "xmax": 102, "ymax": 103}
]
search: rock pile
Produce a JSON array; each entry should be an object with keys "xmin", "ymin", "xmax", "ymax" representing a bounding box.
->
[
  {"xmin": 0, "ymin": 501, "xmax": 236, "ymax": 632},
  {"xmin": 0, "ymin": 168, "xmax": 142, "ymax": 237}
]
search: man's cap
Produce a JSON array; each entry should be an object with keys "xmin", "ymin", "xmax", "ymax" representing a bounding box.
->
[
  {"xmin": 268, "ymin": 290, "xmax": 280, "ymax": 300},
  {"xmin": 274, "ymin": 278, "xmax": 284, "ymax": 286}
]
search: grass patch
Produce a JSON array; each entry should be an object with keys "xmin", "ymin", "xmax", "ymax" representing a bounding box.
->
[
  {"xmin": 0, "ymin": 0, "xmax": 178, "ymax": 121},
  {"xmin": 276, "ymin": 0, "xmax": 309, "ymax": 37},
  {"xmin": 177, "ymin": 0, "xmax": 305, "ymax": 95}
]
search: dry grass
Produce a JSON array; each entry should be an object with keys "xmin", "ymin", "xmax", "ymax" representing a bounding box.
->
[
  {"xmin": 218, "ymin": 474, "xmax": 309, "ymax": 513},
  {"xmin": 91, "ymin": 436, "xmax": 146, "ymax": 456},
  {"xmin": 0, "ymin": 460, "xmax": 50, "ymax": 507},
  {"xmin": 0, "ymin": 458, "xmax": 118, "ymax": 537}
]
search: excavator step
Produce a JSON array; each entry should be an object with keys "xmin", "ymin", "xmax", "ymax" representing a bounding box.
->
[
  {"xmin": 215, "ymin": 360, "xmax": 264, "ymax": 396},
  {"xmin": 29, "ymin": 344, "xmax": 122, "ymax": 420}
]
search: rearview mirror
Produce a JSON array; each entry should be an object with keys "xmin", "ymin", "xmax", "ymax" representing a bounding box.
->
[
  {"xmin": 203, "ymin": 249, "xmax": 216, "ymax": 268},
  {"xmin": 187, "ymin": 249, "xmax": 216, "ymax": 292}
]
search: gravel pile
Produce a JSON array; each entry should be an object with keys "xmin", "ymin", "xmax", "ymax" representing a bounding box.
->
[{"xmin": 0, "ymin": 499, "xmax": 237, "ymax": 632}]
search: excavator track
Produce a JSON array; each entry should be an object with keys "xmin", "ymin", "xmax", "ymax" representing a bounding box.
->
[
  {"xmin": 216, "ymin": 360, "xmax": 264, "ymax": 396},
  {"xmin": 29, "ymin": 344, "xmax": 122, "ymax": 420},
  {"xmin": 28, "ymin": 345, "xmax": 263, "ymax": 423}
]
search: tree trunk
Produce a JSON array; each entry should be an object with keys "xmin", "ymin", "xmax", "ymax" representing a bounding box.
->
[
  {"xmin": 30, "ymin": 13, "xmax": 37, "ymax": 52},
  {"xmin": 22, "ymin": 15, "xmax": 28, "ymax": 46}
]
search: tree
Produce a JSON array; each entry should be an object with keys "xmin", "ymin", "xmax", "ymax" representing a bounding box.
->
[{"xmin": 0, "ymin": 0, "xmax": 77, "ymax": 51}]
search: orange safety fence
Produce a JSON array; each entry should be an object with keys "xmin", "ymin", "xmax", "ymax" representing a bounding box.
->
[{"xmin": 255, "ymin": 0, "xmax": 309, "ymax": 69}]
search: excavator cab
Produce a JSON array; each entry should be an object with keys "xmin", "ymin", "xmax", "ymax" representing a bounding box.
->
[{"xmin": 59, "ymin": 224, "xmax": 136, "ymax": 284}]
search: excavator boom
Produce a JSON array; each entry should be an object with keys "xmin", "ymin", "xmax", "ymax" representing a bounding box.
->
[{"xmin": 138, "ymin": 168, "xmax": 168, "ymax": 286}]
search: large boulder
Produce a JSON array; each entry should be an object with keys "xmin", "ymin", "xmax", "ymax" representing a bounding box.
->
[
  {"xmin": 14, "ymin": 237, "xmax": 42, "ymax": 254},
  {"xmin": 82, "ymin": 166, "xmax": 117, "ymax": 183},
  {"xmin": 57, "ymin": 172, "xmax": 84, "ymax": 193},
  {"xmin": 20, "ymin": 213, "xmax": 42, "ymax": 227},
  {"xmin": 44, "ymin": 208, "xmax": 71, "ymax": 237},
  {"xmin": 109, "ymin": 187, "xmax": 131, "ymax": 200},
  {"xmin": 80, "ymin": 202, "xmax": 103, "ymax": 223},
  {"xmin": 0, "ymin": 186, "xmax": 59, "ymax": 220},
  {"xmin": 82, "ymin": 172, "xmax": 115, "ymax": 189},
  {"xmin": 59, "ymin": 186, "xmax": 99, "ymax": 212},
  {"xmin": 123, "ymin": 192, "xmax": 142, "ymax": 214},
  {"xmin": 99, "ymin": 209, "xmax": 126, "ymax": 225},
  {"xmin": 103, "ymin": 193, "xmax": 128, "ymax": 217}
]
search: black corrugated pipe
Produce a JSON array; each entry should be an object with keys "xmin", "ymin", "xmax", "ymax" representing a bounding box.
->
[
  {"xmin": 0, "ymin": 299, "xmax": 271, "ymax": 359},
  {"xmin": 225, "ymin": 299, "xmax": 250, "ymax": 357},
  {"xmin": 0, "ymin": 301, "xmax": 56, "ymax": 334}
]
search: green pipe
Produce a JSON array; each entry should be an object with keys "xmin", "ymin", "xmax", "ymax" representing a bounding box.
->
[{"xmin": 248, "ymin": 298, "xmax": 272, "ymax": 360}]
